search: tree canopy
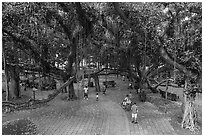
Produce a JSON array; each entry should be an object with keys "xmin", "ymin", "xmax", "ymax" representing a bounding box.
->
[
  {"xmin": 2, "ymin": 2, "xmax": 202, "ymax": 93},
  {"xmin": 2, "ymin": 2, "xmax": 202, "ymax": 132}
]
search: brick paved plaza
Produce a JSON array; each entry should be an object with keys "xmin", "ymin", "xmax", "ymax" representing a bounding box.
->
[{"xmin": 2, "ymin": 76, "xmax": 199, "ymax": 135}]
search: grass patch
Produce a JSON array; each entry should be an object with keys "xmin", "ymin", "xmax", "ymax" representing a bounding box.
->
[
  {"xmin": 59, "ymin": 94, "xmax": 69, "ymax": 101},
  {"xmin": 2, "ymin": 119, "xmax": 37, "ymax": 135}
]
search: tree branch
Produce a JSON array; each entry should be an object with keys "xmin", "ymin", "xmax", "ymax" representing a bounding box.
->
[
  {"xmin": 158, "ymin": 44, "xmax": 197, "ymax": 78},
  {"xmin": 74, "ymin": 2, "xmax": 93, "ymax": 36},
  {"xmin": 112, "ymin": 2, "xmax": 198, "ymax": 80},
  {"xmin": 101, "ymin": 14, "xmax": 115, "ymax": 36},
  {"xmin": 46, "ymin": 9, "xmax": 72, "ymax": 41},
  {"xmin": 147, "ymin": 64, "xmax": 173, "ymax": 78},
  {"xmin": 153, "ymin": 78, "xmax": 174, "ymax": 89},
  {"xmin": 112, "ymin": 3, "xmax": 130, "ymax": 26},
  {"xmin": 3, "ymin": 29, "xmax": 67, "ymax": 78},
  {"xmin": 3, "ymin": 29, "xmax": 39, "ymax": 57}
]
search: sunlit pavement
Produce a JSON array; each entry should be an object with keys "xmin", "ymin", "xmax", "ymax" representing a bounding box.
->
[{"xmin": 2, "ymin": 76, "xmax": 177, "ymax": 135}]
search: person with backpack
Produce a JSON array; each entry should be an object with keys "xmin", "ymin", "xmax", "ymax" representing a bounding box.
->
[{"xmin": 131, "ymin": 102, "xmax": 138, "ymax": 124}]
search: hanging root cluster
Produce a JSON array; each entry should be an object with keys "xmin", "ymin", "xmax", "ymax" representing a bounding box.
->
[{"xmin": 181, "ymin": 86, "xmax": 200, "ymax": 132}]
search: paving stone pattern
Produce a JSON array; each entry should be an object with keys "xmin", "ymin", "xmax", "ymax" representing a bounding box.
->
[{"xmin": 2, "ymin": 77, "xmax": 177, "ymax": 135}]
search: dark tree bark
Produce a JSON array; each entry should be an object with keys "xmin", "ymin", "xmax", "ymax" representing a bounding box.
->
[
  {"xmin": 88, "ymin": 74, "xmax": 91, "ymax": 87},
  {"xmin": 9, "ymin": 66, "xmax": 20, "ymax": 99},
  {"xmin": 68, "ymin": 81, "xmax": 76, "ymax": 100},
  {"xmin": 181, "ymin": 79, "xmax": 198, "ymax": 131},
  {"xmin": 93, "ymin": 74, "xmax": 101, "ymax": 92},
  {"xmin": 64, "ymin": 38, "xmax": 77, "ymax": 99},
  {"xmin": 57, "ymin": 3, "xmax": 95, "ymax": 99},
  {"xmin": 74, "ymin": 2, "xmax": 93, "ymax": 36}
]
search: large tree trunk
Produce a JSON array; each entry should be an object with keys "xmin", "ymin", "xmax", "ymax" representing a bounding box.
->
[
  {"xmin": 9, "ymin": 66, "xmax": 20, "ymax": 99},
  {"xmin": 65, "ymin": 37, "xmax": 78, "ymax": 100},
  {"xmin": 181, "ymin": 79, "xmax": 198, "ymax": 131},
  {"xmin": 68, "ymin": 80, "xmax": 77, "ymax": 100},
  {"xmin": 112, "ymin": 3, "xmax": 199, "ymax": 131},
  {"xmin": 65, "ymin": 59, "xmax": 77, "ymax": 99},
  {"xmin": 88, "ymin": 74, "xmax": 91, "ymax": 87},
  {"xmin": 94, "ymin": 74, "xmax": 101, "ymax": 92},
  {"xmin": 158, "ymin": 40, "xmax": 199, "ymax": 132}
]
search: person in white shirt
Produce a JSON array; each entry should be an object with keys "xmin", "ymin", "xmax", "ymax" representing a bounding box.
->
[
  {"xmin": 124, "ymin": 95, "xmax": 131, "ymax": 104},
  {"xmin": 131, "ymin": 102, "xmax": 138, "ymax": 124},
  {"xmin": 84, "ymin": 85, "xmax": 89, "ymax": 100},
  {"xmin": 129, "ymin": 91, "xmax": 132, "ymax": 99},
  {"xmin": 96, "ymin": 92, "xmax": 99, "ymax": 101}
]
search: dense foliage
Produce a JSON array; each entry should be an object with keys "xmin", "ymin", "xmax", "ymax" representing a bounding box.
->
[{"xmin": 2, "ymin": 2, "xmax": 202, "ymax": 132}]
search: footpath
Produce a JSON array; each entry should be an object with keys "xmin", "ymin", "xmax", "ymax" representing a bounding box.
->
[{"xmin": 2, "ymin": 76, "xmax": 198, "ymax": 135}]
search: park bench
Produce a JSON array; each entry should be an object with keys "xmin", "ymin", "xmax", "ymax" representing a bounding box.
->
[
  {"xmin": 88, "ymin": 82, "xmax": 94, "ymax": 87},
  {"xmin": 159, "ymin": 89, "xmax": 166, "ymax": 98},
  {"xmin": 103, "ymin": 80, "xmax": 116, "ymax": 87},
  {"xmin": 159, "ymin": 89, "xmax": 179, "ymax": 101}
]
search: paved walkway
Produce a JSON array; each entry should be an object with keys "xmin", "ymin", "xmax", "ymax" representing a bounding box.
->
[{"xmin": 2, "ymin": 76, "xmax": 177, "ymax": 135}]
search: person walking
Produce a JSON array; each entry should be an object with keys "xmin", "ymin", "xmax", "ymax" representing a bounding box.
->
[
  {"xmin": 32, "ymin": 86, "xmax": 38, "ymax": 101},
  {"xmin": 96, "ymin": 92, "xmax": 99, "ymax": 101},
  {"xmin": 126, "ymin": 95, "xmax": 132, "ymax": 111},
  {"xmin": 102, "ymin": 84, "xmax": 107, "ymax": 95},
  {"xmin": 131, "ymin": 102, "xmax": 138, "ymax": 124},
  {"xmin": 84, "ymin": 85, "xmax": 89, "ymax": 100},
  {"xmin": 129, "ymin": 91, "xmax": 132, "ymax": 99},
  {"xmin": 128, "ymin": 83, "xmax": 132, "ymax": 89},
  {"xmin": 122, "ymin": 75, "xmax": 125, "ymax": 81}
]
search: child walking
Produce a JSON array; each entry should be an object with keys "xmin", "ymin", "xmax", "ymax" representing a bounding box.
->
[
  {"xmin": 84, "ymin": 85, "xmax": 89, "ymax": 100},
  {"xmin": 131, "ymin": 102, "xmax": 138, "ymax": 124},
  {"xmin": 102, "ymin": 84, "xmax": 107, "ymax": 95},
  {"xmin": 96, "ymin": 92, "xmax": 99, "ymax": 101}
]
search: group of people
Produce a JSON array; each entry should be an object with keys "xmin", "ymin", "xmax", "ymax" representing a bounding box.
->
[
  {"xmin": 121, "ymin": 92, "xmax": 138, "ymax": 124},
  {"xmin": 83, "ymin": 78, "xmax": 138, "ymax": 124},
  {"xmin": 83, "ymin": 84, "xmax": 107, "ymax": 101},
  {"xmin": 121, "ymin": 92, "xmax": 132, "ymax": 110}
]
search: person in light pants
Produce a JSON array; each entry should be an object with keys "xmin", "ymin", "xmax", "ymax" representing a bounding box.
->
[{"xmin": 131, "ymin": 102, "xmax": 138, "ymax": 124}]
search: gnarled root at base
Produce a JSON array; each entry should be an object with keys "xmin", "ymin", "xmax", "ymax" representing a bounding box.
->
[{"xmin": 181, "ymin": 93, "xmax": 199, "ymax": 132}]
